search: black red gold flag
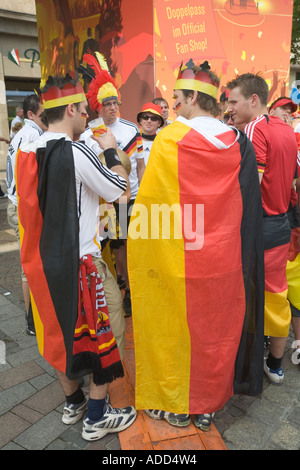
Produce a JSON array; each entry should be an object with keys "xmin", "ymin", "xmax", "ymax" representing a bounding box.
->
[
  {"xmin": 128, "ymin": 119, "xmax": 265, "ymax": 413},
  {"xmin": 16, "ymin": 138, "xmax": 123, "ymax": 384}
]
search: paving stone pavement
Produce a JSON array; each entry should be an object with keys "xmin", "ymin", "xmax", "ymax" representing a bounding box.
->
[{"xmin": 1, "ymin": 175, "xmax": 300, "ymax": 451}]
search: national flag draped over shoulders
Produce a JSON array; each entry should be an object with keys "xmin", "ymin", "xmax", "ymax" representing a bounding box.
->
[
  {"xmin": 16, "ymin": 137, "xmax": 123, "ymax": 384},
  {"xmin": 127, "ymin": 118, "xmax": 265, "ymax": 414}
]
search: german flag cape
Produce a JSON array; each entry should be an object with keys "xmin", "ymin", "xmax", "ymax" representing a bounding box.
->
[
  {"xmin": 16, "ymin": 138, "xmax": 123, "ymax": 384},
  {"xmin": 128, "ymin": 118, "xmax": 265, "ymax": 414}
]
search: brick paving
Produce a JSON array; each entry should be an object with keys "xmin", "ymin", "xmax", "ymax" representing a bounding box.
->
[
  {"xmin": 0, "ymin": 183, "xmax": 122, "ymax": 450},
  {"xmin": 1, "ymin": 173, "xmax": 300, "ymax": 451}
]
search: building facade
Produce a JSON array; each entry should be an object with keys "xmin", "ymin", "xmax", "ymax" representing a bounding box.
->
[{"xmin": 0, "ymin": 0, "xmax": 41, "ymax": 169}]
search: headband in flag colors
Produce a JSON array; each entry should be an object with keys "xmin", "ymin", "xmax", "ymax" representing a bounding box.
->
[
  {"xmin": 41, "ymin": 79, "xmax": 86, "ymax": 110},
  {"xmin": 174, "ymin": 59, "xmax": 219, "ymax": 99},
  {"xmin": 128, "ymin": 119, "xmax": 264, "ymax": 414}
]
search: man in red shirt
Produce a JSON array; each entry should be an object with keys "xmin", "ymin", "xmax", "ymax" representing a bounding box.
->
[
  {"xmin": 269, "ymin": 96, "xmax": 300, "ymax": 368},
  {"xmin": 227, "ymin": 73, "xmax": 298, "ymax": 385}
]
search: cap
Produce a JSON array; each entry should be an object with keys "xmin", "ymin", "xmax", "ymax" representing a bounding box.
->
[
  {"xmin": 269, "ymin": 97, "xmax": 298, "ymax": 113},
  {"xmin": 137, "ymin": 102, "xmax": 164, "ymax": 127}
]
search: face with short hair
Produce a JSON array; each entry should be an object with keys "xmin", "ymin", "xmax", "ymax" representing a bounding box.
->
[
  {"xmin": 157, "ymin": 100, "xmax": 169, "ymax": 121},
  {"xmin": 172, "ymin": 90, "xmax": 191, "ymax": 119},
  {"xmin": 30, "ymin": 103, "xmax": 48, "ymax": 131},
  {"xmin": 99, "ymin": 98, "xmax": 119, "ymax": 125},
  {"xmin": 227, "ymin": 87, "xmax": 254, "ymax": 130},
  {"xmin": 269, "ymin": 104, "xmax": 292, "ymax": 124},
  {"xmin": 74, "ymin": 100, "xmax": 89, "ymax": 136},
  {"xmin": 139, "ymin": 113, "xmax": 161, "ymax": 135}
]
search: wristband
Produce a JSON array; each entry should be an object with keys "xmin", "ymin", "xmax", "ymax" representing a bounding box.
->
[{"xmin": 103, "ymin": 148, "xmax": 122, "ymax": 169}]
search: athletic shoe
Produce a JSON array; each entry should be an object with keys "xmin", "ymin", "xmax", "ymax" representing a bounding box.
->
[
  {"xmin": 194, "ymin": 413, "xmax": 215, "ymax": 431},
  {"xmin": 62, "ymin": 396, "xmax": 88, "ymax": 425},
  {"xmin": 82, "ymin": 403, "xmax": 137, "ymax": 441},
  {"xmin": 144, "ymin": 409, "xmax": 191, "ymax": 427},
  {"xmin": 25, "ymin": 313, "xmax": 36, "ymax": 336},
  {"xmin": 264, "ymin": 361, "xmax": 284, "ymax": 385},
  {"xmin": 26, "ymin": 324, "xmax": 36, "ymax": 336},
  {"xmin": 294, "ymin": 348, "xmax": 300, "ymax": 367}
]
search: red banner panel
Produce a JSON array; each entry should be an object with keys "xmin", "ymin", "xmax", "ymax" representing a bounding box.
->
[{"xmin": 35, "ymin": 0, "xmax": 294, "ymax": 122}]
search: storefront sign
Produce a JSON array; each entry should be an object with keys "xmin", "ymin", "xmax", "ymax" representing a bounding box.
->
[
  {"xmin": 8, "ymin": 49, "xmax": 20, "ymax": 66},
  {"xmin": 25, "ymin": 49, "xmax": 40, "ymax": 68},
  {"xmin": 8, "ymin": 48, "xmax": 40, "ymax": 68}
]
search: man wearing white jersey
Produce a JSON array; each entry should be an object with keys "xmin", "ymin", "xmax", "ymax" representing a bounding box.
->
[
  {"xmin": 6, "ymin": 94, "xmax": 47, "ymax": 335},
  {"xmin": 81, "ymin": 53, "xmax": 145, "ymax": 316},
  {"xmin": 10, "ymin": 105, "xmax": 24, "ymax": 139},
  {"xmin": 81, "ymin": 104, "xmax": 144, "ymax": 201}
]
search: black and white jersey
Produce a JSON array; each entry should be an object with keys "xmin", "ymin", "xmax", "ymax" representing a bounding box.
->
[
  {"xmin": 81, "ymin": 117, "xmax": 144, "ymax": 199},
  {"xmin": 19, "ymin": 132, "xmax": 127, "ymax": 258}
]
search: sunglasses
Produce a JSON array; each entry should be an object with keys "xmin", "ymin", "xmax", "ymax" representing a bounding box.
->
[{"xmin": 141, "ymin": 115, "xmax": 160, "ymax": 122}]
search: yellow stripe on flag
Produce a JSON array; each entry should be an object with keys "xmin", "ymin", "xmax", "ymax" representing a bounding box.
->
[
  {"xmin": 30, "ymin": 293, "xmax": 44, "ymax": 356},
  {"xmin": 128, "ymin": 122, "xmax": 192, "ymax": 413},
  {"xmin": 286, "ymin": 253, "xmax": 300, "ymax": 310}
]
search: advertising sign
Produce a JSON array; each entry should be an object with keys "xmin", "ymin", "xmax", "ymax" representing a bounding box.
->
[{"xmin": 35, "ymin": 0, "xmax": 294, "ymax": 122}]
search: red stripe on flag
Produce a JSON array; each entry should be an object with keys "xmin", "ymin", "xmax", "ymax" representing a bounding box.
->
[
  {"xmin": 177, "ymin": 129, "xmax": 246, "ymax": 413},
  {"xmin": 265, "ymin": 243, "xmax": 290, "ymax": 293},
  {"xmin": 17, "ymin": 150, "xmax": 67, "ymax": 373}
]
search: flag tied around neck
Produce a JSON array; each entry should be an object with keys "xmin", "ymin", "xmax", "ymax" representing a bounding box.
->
[{"xmin": 16, "ymin": 138, "xmax": 123, "ymax": 384}]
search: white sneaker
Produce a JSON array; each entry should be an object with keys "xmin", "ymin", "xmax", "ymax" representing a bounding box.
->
[
  {"xmin": 293, "ymin": 348, "xmax": 300, "ymax": 366},
  {"xmin": 144, "ymin": 409, "xmax": 191, "ymax": 427},
  {"xmin": 62, "ymin": 397, "xmax": 88, "ymax": 424},
  {"xmin": 264, "ymin": 361, "xmax": 284, "ymax": 385},
  {"xmin": 82, "ymin": 403, "xmax": 137, "ymax": 441}
]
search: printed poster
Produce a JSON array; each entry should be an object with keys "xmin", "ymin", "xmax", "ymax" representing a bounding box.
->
[{"xmin": 35, "ymin": 0, "xmax": 294, "ymax": 122}]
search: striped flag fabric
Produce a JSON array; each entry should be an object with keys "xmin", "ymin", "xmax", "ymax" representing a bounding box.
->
[
  {"xmin": 16, "ymin": 137, "xmax": 123, "ymax": 384},
  {"xmin": 16, "ymin": 138, "xmax": 79, "ymax": 377},
  {"xmin": 128, "ymin": 118, "xmax": 265, "ymax": 414}
]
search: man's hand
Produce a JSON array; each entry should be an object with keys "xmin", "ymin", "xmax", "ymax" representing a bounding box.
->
[{"xmin": 91, "ymin": 128, "xmax": 117, "ymax": 150}]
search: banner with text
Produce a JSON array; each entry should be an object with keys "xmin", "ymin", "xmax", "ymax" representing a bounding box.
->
[
  {"xmin": 35, "ymin": 0, "xmax": 294, "ymax": 122},
  {"xmin": 154, "ymin": 0, "xmax": 294, "ymax": 118}
]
